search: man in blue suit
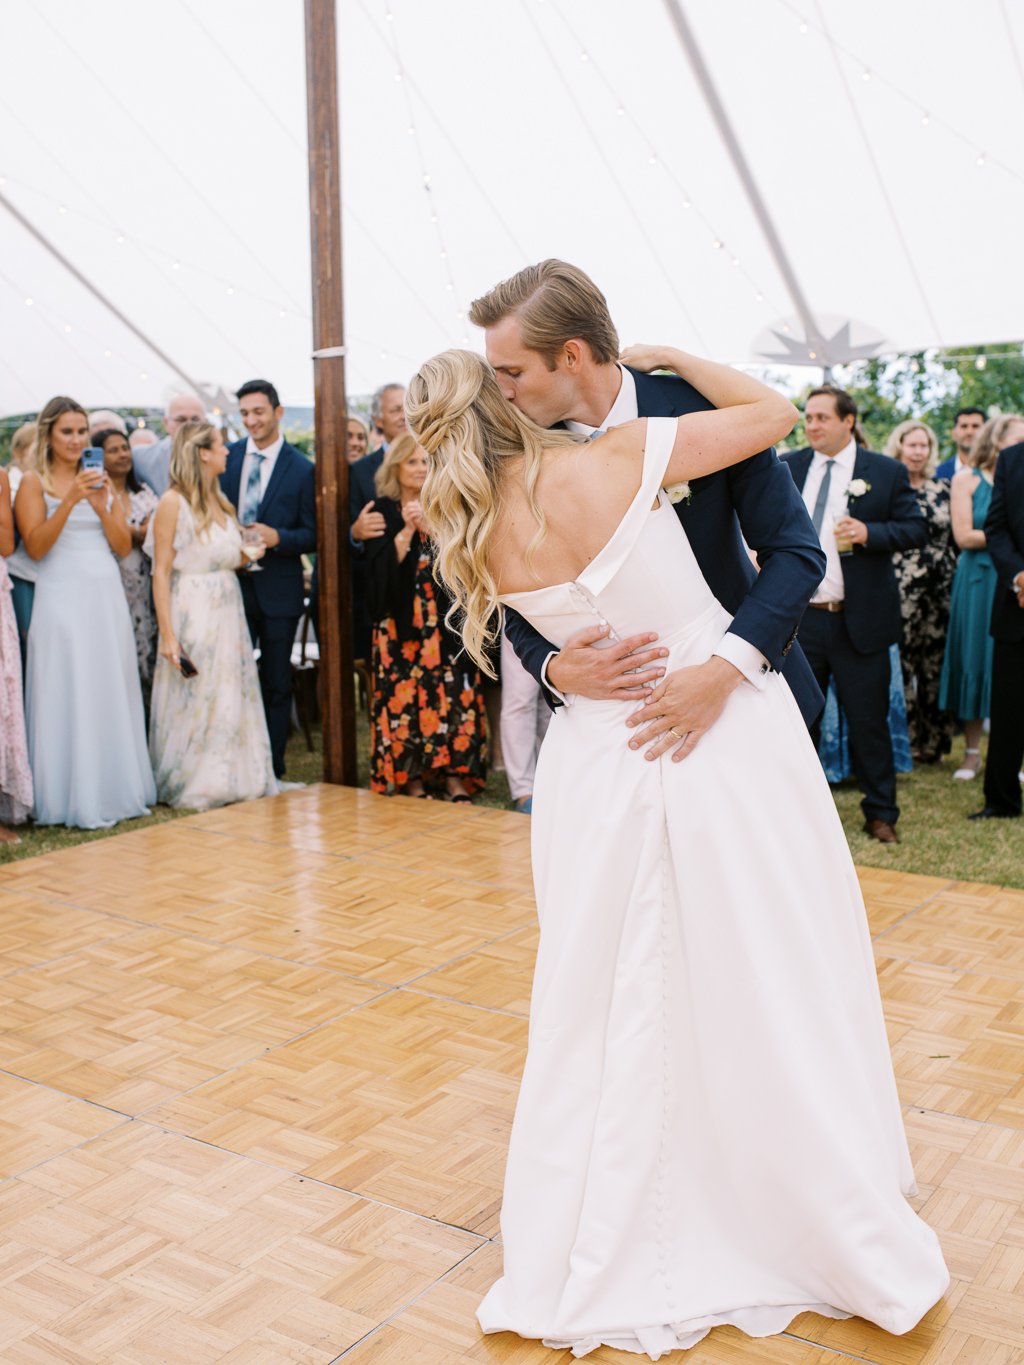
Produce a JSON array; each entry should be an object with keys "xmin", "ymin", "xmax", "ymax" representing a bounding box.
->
[
  {"xmin": 782, "ymin": 386, "xmax": 926, "ymax": 843},
  {"xmin": 223, "ymin": 379, "xmax": 316, "ymax": 779},
  {"xmin": 469, "ymin": 259, "xmax": 826, "ymax": 762},
  {"xmin": 935, "ymin": 406, "xmax": 985, "ymax": 481}
]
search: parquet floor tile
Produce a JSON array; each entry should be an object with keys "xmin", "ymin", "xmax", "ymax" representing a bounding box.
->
[
  {"xmin": 185, "ymin": 785, "xmax": 498, "ymax": 860},
  {"xmin": 0, "ymin": 785, "xmax": 1021, "ymax": 1361},
  {"xmin": 0, "ymin": 1073, "xmax": 126, "ymax": 1179},
  {"xmin": 0, "ymin": 893, "xmax": 134, "ymax": 977},
  {"xmin": 408, "ymin": 926, "xmax": 539, "ymax": 1018},
  {"xmin": 877, "ymin": 958, "xmax": 1024, "ymax": 1124},
  {"xmin": 873, "ymin": 885, "xmax": 1024, "ymax": 981},
  {"xmin": 0, "ymin": 1124, "xmax": 480, "ymax": 1363},
  {"xmin": 155, "ymin": 867, "xmax": 536, "ymax": 986},
  {"xmin": 0, "ymin": 927, "xmax": 383, "ymax": 1113},
  {"xmin": 147, "ymin": 989, "xmax": 527, "ymax": 1235}
]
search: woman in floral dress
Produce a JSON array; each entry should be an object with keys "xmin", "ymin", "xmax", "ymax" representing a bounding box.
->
[
  {"xmin": 97, "ymin": 428, "xmax": 159, "ymax": 704},
  {"xmin": 885, "ymin": 420, "xmax": 957, "ymax": 764},
  {"xmin": 366, "ymin": 432, "xmax": 488, "ymax": 799}
]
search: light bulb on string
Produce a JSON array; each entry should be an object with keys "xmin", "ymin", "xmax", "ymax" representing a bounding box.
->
[
  {"xmin": 977, "ymin": 153, "xmax": 986, "ymax": 167},
  {"xmin": 861, "ymin": 69, "xmax": 871, "ymax": 81},
  {"xmin": 920, "ymin": 112, "xmax": 930, "ymax": 126},
  {"xmin": 976, "ymin": 356, "xmax": 987, "ymax": 370}
]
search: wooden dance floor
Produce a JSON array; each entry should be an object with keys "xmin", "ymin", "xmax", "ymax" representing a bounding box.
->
[{"xmin": 0, "ymin": 786, "xmax": 1021, "ymax": 1364}]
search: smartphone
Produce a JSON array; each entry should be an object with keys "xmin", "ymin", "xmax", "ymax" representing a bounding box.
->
[
  {"xmin": 178, "ymin": 650, "xmax": 198, "ymax": 679},
  {"xmin": 81, "ymin": 447, "xmax": 105, "ymax": 486}
]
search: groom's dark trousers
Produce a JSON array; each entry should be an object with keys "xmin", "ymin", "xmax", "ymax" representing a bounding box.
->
[
  {"xmin": 503, "ymin": 367, "xmax": 827, "ymax": 726},
  {"xmin": 982, "ymin": 441, "xmax": 1024, "ymax": 816},
  {"xmin": 782, "ymin": 446, "xmax": 926, "ymax": 827}
]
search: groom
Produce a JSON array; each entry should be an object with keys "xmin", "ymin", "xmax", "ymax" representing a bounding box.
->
[{"xmin": 469, "ymin": 259, "xmax": 826, "ymax": 755}]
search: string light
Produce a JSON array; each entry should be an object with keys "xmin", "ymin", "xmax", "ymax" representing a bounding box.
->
[
  {"xmin": 383, "ymin": 6, "xmax": 467, "ymax": 330},
  {"xmin": 541, "ymin": 0, "xmax": 784, "ymax": 314},
  {"xmin": 777, "ymin": 0, "xmax": 1017, "ymax": 180}
]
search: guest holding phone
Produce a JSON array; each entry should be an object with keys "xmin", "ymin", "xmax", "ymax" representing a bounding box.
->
[
  {"xmin": 15, "ymin": 396, "xmax": 154, "ymax": 828},
  {"xmin": 148, "ymin": 420, "xmax": 277, "ymax": 810}
]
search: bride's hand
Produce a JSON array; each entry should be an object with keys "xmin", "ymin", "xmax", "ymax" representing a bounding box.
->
[{"xmin": 619, "ymin": 345, "xmax": 678, "ymax": 374}]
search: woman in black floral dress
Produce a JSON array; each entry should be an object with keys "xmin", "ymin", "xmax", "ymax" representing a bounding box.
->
[
  {"xmin": 885, "ymin": 420, "xmax": 956, "ymax": 763},
  {"xmin": 366, "ymin": 433, "xmax": 488, "ymax": 799}
]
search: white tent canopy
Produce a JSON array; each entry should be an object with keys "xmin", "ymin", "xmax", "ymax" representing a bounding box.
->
[{"xmin": 2, "ymin": 0, "xmax": 1022, "ymax": 416}]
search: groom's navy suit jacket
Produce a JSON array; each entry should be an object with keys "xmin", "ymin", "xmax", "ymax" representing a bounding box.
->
[
  {"xmin": 503, "ymin": 367, "xmax": 827, "ymax": 725},
  {"xmin": 223, "ymin": 439, "xmax": 316, "ymax": 619},
  {"xmin": 781, "ymin": 446, "xmax": 926, "ymax": 655}
]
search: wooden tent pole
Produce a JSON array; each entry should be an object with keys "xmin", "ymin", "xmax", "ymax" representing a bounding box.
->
[{"xmin": 304, "ymin": 0, "xmax": 356, "ymax": 784}]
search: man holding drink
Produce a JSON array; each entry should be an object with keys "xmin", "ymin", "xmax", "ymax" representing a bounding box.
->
[{"xmin": 782, "ymin": 386, "xmax": 926, "ymax": 843}]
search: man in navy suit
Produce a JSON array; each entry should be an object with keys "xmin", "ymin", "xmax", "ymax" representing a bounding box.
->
[
  {"xmin": 223, "ymin": 379, "xmax": 316, "ymax": 779},
  {"xmin": 469, "ymin": 259, "xmax": 826, "ymax": 764},
  {"xmin": 971, "ymin": 439, "xmax": 1024, "ymax": 819},
  {"xmin": 782, "ymin": 386, "xmax": 927, "ymax": 843},
  {"xmin": 935, "ymin": 406, "xmax": 985, "ymax": 481}
]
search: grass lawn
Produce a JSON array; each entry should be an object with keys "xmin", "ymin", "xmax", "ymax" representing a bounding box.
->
[{"xmin": 2, "ymin": 718, "xmax": 1021, "ymax": 890}]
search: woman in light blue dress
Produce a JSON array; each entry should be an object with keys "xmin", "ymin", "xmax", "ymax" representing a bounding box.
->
[{"xmin": 15, "ymin": 397, "xmax": 155, "ymax": 829}]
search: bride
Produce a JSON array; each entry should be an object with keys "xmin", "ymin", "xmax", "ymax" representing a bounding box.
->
[{"xmin": 406, "ymin": 346, "xmax": 949, "ymax": 1359}]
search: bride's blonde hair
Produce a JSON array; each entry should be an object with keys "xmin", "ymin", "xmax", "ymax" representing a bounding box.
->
[{"xmin": 406, "ymin": 349, "xmax": 579, "ymax": 675}]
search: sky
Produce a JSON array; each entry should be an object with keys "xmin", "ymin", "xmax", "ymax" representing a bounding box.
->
[{"xmin": 1, "ymin": 0, "xmax": 1022, "ymax": 416}]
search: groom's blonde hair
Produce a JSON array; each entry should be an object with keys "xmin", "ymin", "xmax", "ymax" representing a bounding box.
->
[{"xmin": 468, "ymin": 259, "xmax": 620, "ymax": 369}]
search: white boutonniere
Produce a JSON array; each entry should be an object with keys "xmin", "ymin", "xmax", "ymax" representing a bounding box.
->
[
  {"xmin": 665, "ymin": 481, "xmax": 692, "ymax": 505},
  {"xmin": 846, "ymin": 478, "xmax": 871, "ymax": 499}
]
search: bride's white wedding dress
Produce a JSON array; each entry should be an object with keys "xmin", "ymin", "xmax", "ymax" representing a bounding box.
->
[{"xmin": 480, "ymin": 419, "xmax": 948, "ymax": 1359}]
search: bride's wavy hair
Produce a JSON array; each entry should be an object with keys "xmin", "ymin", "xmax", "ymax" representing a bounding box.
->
[
  {"xmin": 406, "ymin": 349, "xmax": 579, "ymax": 676},
  {"xmin": 168, "ymin": 421, "xmax": 237, "ymax": 535}
]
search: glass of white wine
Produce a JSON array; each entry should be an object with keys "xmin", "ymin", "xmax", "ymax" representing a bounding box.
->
[{"xmin": 241, "ymin": 525, "xmax": 264, "ymax": 572}]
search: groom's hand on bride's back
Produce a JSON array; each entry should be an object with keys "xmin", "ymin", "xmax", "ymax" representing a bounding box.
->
[{"xmin": 546, "ymin": 626, "xmax": 668, "ymax": 701}]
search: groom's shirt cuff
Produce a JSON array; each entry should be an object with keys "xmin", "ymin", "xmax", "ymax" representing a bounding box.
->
[
  {"xmin": 541, "ymin": 651, "xmax": 574, "ymax": 707},
  {"xmin": 714, "ymin": 632, "xmax": 770, "ymax": 690}
]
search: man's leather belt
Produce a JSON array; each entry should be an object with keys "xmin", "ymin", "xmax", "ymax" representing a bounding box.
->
[{"xmin": 809, "ymin": 601, "xmax": 844, "ymax": 613}]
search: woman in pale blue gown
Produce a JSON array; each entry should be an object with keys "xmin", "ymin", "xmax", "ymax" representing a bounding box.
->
[
  {"xmin": 15, "ymin": 397, "xmax": 155, "ymax": 829},
  {"xmin": 148, "ymin": 421, "xmax": 277, "ymax": 810}
]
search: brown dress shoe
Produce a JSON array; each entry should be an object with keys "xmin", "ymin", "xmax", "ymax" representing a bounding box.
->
[{"xmin": 863, "ymin": 819, "xmax": 900, "ymax": 844}]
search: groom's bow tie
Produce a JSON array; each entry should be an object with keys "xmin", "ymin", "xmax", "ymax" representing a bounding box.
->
[{"xmin": 587, "ymin": 428, "xmax": 607, "ymax": 441}]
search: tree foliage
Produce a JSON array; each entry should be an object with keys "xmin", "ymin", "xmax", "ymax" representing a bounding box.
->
[{"xmin": 784, "ymin": 343, "xmax": 1024, "ymax": 453}]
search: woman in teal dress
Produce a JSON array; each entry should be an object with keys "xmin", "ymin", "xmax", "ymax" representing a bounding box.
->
[{"xmin": 939, "ymin": 413, "xmax": 1024, "ymax": 781}]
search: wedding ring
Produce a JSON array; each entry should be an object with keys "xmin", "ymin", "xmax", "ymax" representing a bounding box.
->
[{"xmin": 669, "ymin": 728, "xmax": 685, "ymax": 741}]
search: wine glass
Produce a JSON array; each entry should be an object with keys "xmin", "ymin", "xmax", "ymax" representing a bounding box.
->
[{"xmin": 241, "ymin": 525, "xmax": 264, "ymax": 572}]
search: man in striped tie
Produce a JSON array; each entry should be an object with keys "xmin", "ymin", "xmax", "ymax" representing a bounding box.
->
[
  {"xmin": 781, "ymin": 386, "xmax": 926, "ymax": 844},
  {"xmin": 223, "ymin": 379, "xmax": 316, "ymax": 780}
]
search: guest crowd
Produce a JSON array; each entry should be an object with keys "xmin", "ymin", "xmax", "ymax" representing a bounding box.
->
[{"xmin": 1, "ymin": 370, "xmax": 1023, "ymax": 845}]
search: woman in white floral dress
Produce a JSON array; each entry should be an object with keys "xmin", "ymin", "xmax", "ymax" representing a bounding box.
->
[{"xmin": 148, "ymin": 421, "xmax": 278, "ymax": 810}]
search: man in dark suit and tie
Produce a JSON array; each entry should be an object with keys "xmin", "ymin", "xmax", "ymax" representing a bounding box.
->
[
  {"xmin": 781, "ymin": 386, "xmax": 927, "ymax": 843},
  {"xmin": 470, "ymin": 259, "xmax": 827, "ymax": 764},
  {"xmin": 935, "ymin": 406, "xmax": 986, "ymax": 481},
  {"xmin": 970, "ymin": 439, "xmax": 1024, "ymax": 820},
  {"xmin": 223, "ymin": 379, "xmax": 316, "ymax": 779}
]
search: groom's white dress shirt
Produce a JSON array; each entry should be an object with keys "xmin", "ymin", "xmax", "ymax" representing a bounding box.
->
[
  {"xmin": 553, "ymin": 364, "xmax": 770, "ymax": 695},
  {"xmin": 801, "ymin": 438, "xmax": 857, "ymax": 605}
]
